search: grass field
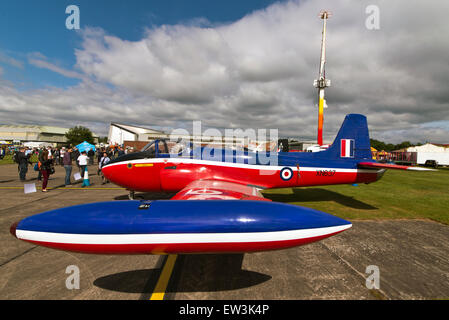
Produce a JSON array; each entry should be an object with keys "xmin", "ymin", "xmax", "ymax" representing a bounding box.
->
[
  {"xmin": 263, "ymin": 168, "xmax": 449, "ymax": 225},
  {"xmin": 0, "ymin": 154, "xmax": 38, "ymax": 165},
  {"xmin": 2, "ymin": 153, "xmax": 447, "ymax": 225}
]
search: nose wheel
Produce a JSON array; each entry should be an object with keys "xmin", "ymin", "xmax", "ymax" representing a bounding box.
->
[{"xmin": 128, "ymin": 190, "xmax": 143, "ymax": 200}]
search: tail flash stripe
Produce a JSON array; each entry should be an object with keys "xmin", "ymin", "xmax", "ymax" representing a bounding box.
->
[
  {"xmin": 340, "ymin": 139, "xmax": 354, "ymax": 158},
  {"xmin": 341, "ymin": 139, "xmax": 347, "ymax": 157}
]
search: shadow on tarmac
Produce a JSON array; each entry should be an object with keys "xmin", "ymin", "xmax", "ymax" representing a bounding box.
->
[
  {"xmin": 93, "ymin": 268, "xmax": 162, "ymax": 295},
  {"xmin": 264, "ymin": 188, "xmax": 377, "ymax": 210},
  {"xmin": 113, "ymin": 192, "xmax": 175, "ymax": 201},
  {"xmin": 0, "ymin": 179, "xmax": 16, "ymax": 183},
  {"xmin": 93, "ymin": 254, "xmax": 271, "ymax": 297},
  {"xmin": 168, "ymin": 254, "xmax": 272, "ymax": 293}
]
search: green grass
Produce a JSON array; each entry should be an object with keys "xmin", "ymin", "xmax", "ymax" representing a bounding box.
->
[
  {"xmin": 262, "ymin": 168, "xmax": 449, "ymax": 225},
  {"xmin": 2, "ymin": 153, "xmax": 447, "ymax": 224},
  {"xmin": 0, "ymin": 154, "xmax": 38, "ymax": 165}
]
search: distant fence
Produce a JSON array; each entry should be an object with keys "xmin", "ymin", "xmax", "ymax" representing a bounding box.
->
[
  {"xmin": 372, "ymin": 151, "xmax": 417, "ymax": 164},
  {"xmin": 390, "ymin": 152, "xmax": 417, "ymax": 164}
]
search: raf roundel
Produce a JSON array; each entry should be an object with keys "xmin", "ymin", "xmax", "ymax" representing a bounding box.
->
[{"xmin": 280, "ymin": 167, "xmax": 293, "ymax": 181}]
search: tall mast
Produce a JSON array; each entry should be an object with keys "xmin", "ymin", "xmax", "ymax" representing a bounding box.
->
[{"xmin": 314, "ymin": 10, "xmax": 332, "ymax": 146}]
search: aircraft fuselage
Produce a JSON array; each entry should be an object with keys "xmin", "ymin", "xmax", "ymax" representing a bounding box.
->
[{"xmin": 101, "ymin": 152, "xmax": 383, "ymax": 193}]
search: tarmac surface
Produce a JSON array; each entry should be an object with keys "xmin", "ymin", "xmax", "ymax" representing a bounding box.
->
[{"xmin": 0, "ymin": 162, "xmax": 448, "ymax": 300}]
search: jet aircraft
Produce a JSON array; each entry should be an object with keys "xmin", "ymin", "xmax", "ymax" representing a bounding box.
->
[{"xmin": 10, "ymin": 114, "xmax": 432, "ymax": 254}]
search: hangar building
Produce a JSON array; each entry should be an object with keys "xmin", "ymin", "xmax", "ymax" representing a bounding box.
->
[
  {"xmin": 406, "ymin": 143, "xmax": 449, "ymax": 166},
  {"xmin": 0, "ymin": 124, "xmax": 99, "ymax": 147},
  {"xmin": 108, "ymin": 123, "xmax": 168, "ymax": 146}
]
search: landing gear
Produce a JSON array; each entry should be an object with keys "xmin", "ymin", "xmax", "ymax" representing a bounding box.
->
[{"xmin": 128, "ymin": 190, "xmax": 144, "ymax": 200}]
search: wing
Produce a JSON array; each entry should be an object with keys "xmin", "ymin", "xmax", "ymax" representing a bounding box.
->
[
  {"xmin": 358, "ymin": 161, "xmax": 436, "ymax": 171},
  {"xmin": 171, "ymin": 179, "xmax": 270, "ymax": 201}
]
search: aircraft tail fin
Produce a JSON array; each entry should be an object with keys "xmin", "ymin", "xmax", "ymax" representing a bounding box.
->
[{"xmin": 321, "ymin": 114, "xmax": 372, "ymax": 161}]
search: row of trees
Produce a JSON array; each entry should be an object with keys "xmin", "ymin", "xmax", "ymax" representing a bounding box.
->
[
  {"xmin": 370, "ymin": 139, "xmax": 422, "ymax": 152},
  {"xmin": 64, "ymin": 126, "xmax": 107, "ymax": 146}
]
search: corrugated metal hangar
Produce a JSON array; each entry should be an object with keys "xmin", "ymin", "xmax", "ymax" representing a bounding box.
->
[{"xmin": 0, "ymin": 124, "xmax": 99, "ymax": 147}]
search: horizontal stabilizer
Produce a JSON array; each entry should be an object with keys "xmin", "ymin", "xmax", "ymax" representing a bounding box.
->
[{"xmin": 358, "ymin": 162, "xmax": 437, "ymax": 171}]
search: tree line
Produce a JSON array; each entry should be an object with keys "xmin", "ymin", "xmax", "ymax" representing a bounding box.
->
[
  {"xmin": 64, "ymin": 126, "xmax": 107, "ymax": 146},
  {"xmin": 370, "ymin": 139, "xmax": 422, "ymax": 152}
]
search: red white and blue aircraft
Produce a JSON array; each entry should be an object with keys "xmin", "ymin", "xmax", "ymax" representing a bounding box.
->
[{"xmin": 10, "ymin": 114, "xmax": 431, "ymax": 255}]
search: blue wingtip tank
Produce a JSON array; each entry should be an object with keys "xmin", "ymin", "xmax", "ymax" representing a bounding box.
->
[{"xmin": 11, "ymin": 200, "xmax": 351, "ymax": 254}]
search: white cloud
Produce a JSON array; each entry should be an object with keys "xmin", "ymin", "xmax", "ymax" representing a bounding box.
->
[
  {"xmin": 28, "ymin": 57, "xmax": 85, "ymax": 80},
  {"xmin": 1, "ymin": 0, "xmax": 449, "ymax": 144}
]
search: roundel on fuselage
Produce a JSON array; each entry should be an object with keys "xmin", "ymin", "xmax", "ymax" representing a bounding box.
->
[{"xmin": 280, "ymin": 167, "xmax": 293, "ymax": 181}]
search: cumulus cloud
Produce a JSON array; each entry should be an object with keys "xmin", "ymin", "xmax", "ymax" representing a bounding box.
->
[{"xmin": 1, "ymin": 0, "xmax": 449, "ymax": 143}]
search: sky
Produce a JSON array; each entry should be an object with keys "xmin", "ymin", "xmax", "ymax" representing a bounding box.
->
[{"xmin": 0, "ymin": 0, "xmax": 448, "ymax": 143}]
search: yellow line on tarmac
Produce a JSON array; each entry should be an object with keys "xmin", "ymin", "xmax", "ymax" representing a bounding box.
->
[{"xmin": 150, "ymin": 254, "xmax": 178, "ymax": 300}]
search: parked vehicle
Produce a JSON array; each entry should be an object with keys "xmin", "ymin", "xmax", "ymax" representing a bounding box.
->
[{"xmin": 424, "ymin": 160, "xmax": 438, "ymax": 168}]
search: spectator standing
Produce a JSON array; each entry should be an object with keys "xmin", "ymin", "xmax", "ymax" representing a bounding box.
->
[
  {"xmin": 88, "ymin": 148, "xmax": 95, "ymax": 165},
  {"xmin": 39, "ymin": 149, "xmax": 52, "ymax": 192},
  {"xmin": 97, "ymin": 149, "xmax": 103, "ymax": 170},
  {"xmin": 77, "ymin": 151, "xmax": 89, "ymax": 178},
  {"xmin": 36, "ymin": 148, "xmax": 43, "ymax": 181},
  {"xmin": 60, "ymin": 147, "xmax": 66, "ymax": 166},
  {"xmin": 17, "ymin": 147, "xmax": 32, "ymax": 181},
  {"xmin": 54, "ymin": 148, "xmax": 60, "ymax": 165},
  {"xmin": 72, "ymin": 147, "xmax": 80, "ymax": 172},
  {"xmin": 63, "ymin": 148, "xmax": 73, "ymax": 186},
  {"xmin": 98, "ymin": 152, "xmax": 111, "ymax": 184}
]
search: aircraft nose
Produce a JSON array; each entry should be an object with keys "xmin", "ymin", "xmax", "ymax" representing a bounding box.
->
[
  {"xmin": 101, "ymin": 163, "xmax": 114, "ymax": 179},
  {"xmin": 10, "ymin": 221, "xmax": 19, "ymax": 238}
]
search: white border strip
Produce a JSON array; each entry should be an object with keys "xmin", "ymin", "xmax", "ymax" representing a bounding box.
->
[
  {"xmin": 105, "ymin": 158, "xmax": 377, "ymax": 174},
  {"xmin": 17, "ymin": 224, "xmax": 351, "ymax": 245}
]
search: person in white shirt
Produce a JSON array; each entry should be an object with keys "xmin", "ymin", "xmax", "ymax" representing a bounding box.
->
[
  {"xmin": 25, "ymin": 147, "xmax": 33, "ymax": 157},
  {"xmin": 77, "ymin": 151, "xmax": 89, "ymax": 178}
]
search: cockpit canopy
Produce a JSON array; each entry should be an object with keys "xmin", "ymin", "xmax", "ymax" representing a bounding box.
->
[
  {"xmin": 140, "ymin": 139, "xmax": 192, "ymax": 157},
  {"xmin": 106, "ymin": 139, "xmax": 193, "ymax": 166}
]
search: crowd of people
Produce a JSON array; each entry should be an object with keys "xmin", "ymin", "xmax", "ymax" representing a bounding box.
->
[{"xmin": 3, "ymin": 145, "xmax": 135, "ymax": 192}]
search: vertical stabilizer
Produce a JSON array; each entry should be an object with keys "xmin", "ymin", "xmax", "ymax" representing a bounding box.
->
[{"xmin": 320, "ymin": 114, "xmax": 372, "ymax": 160}]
